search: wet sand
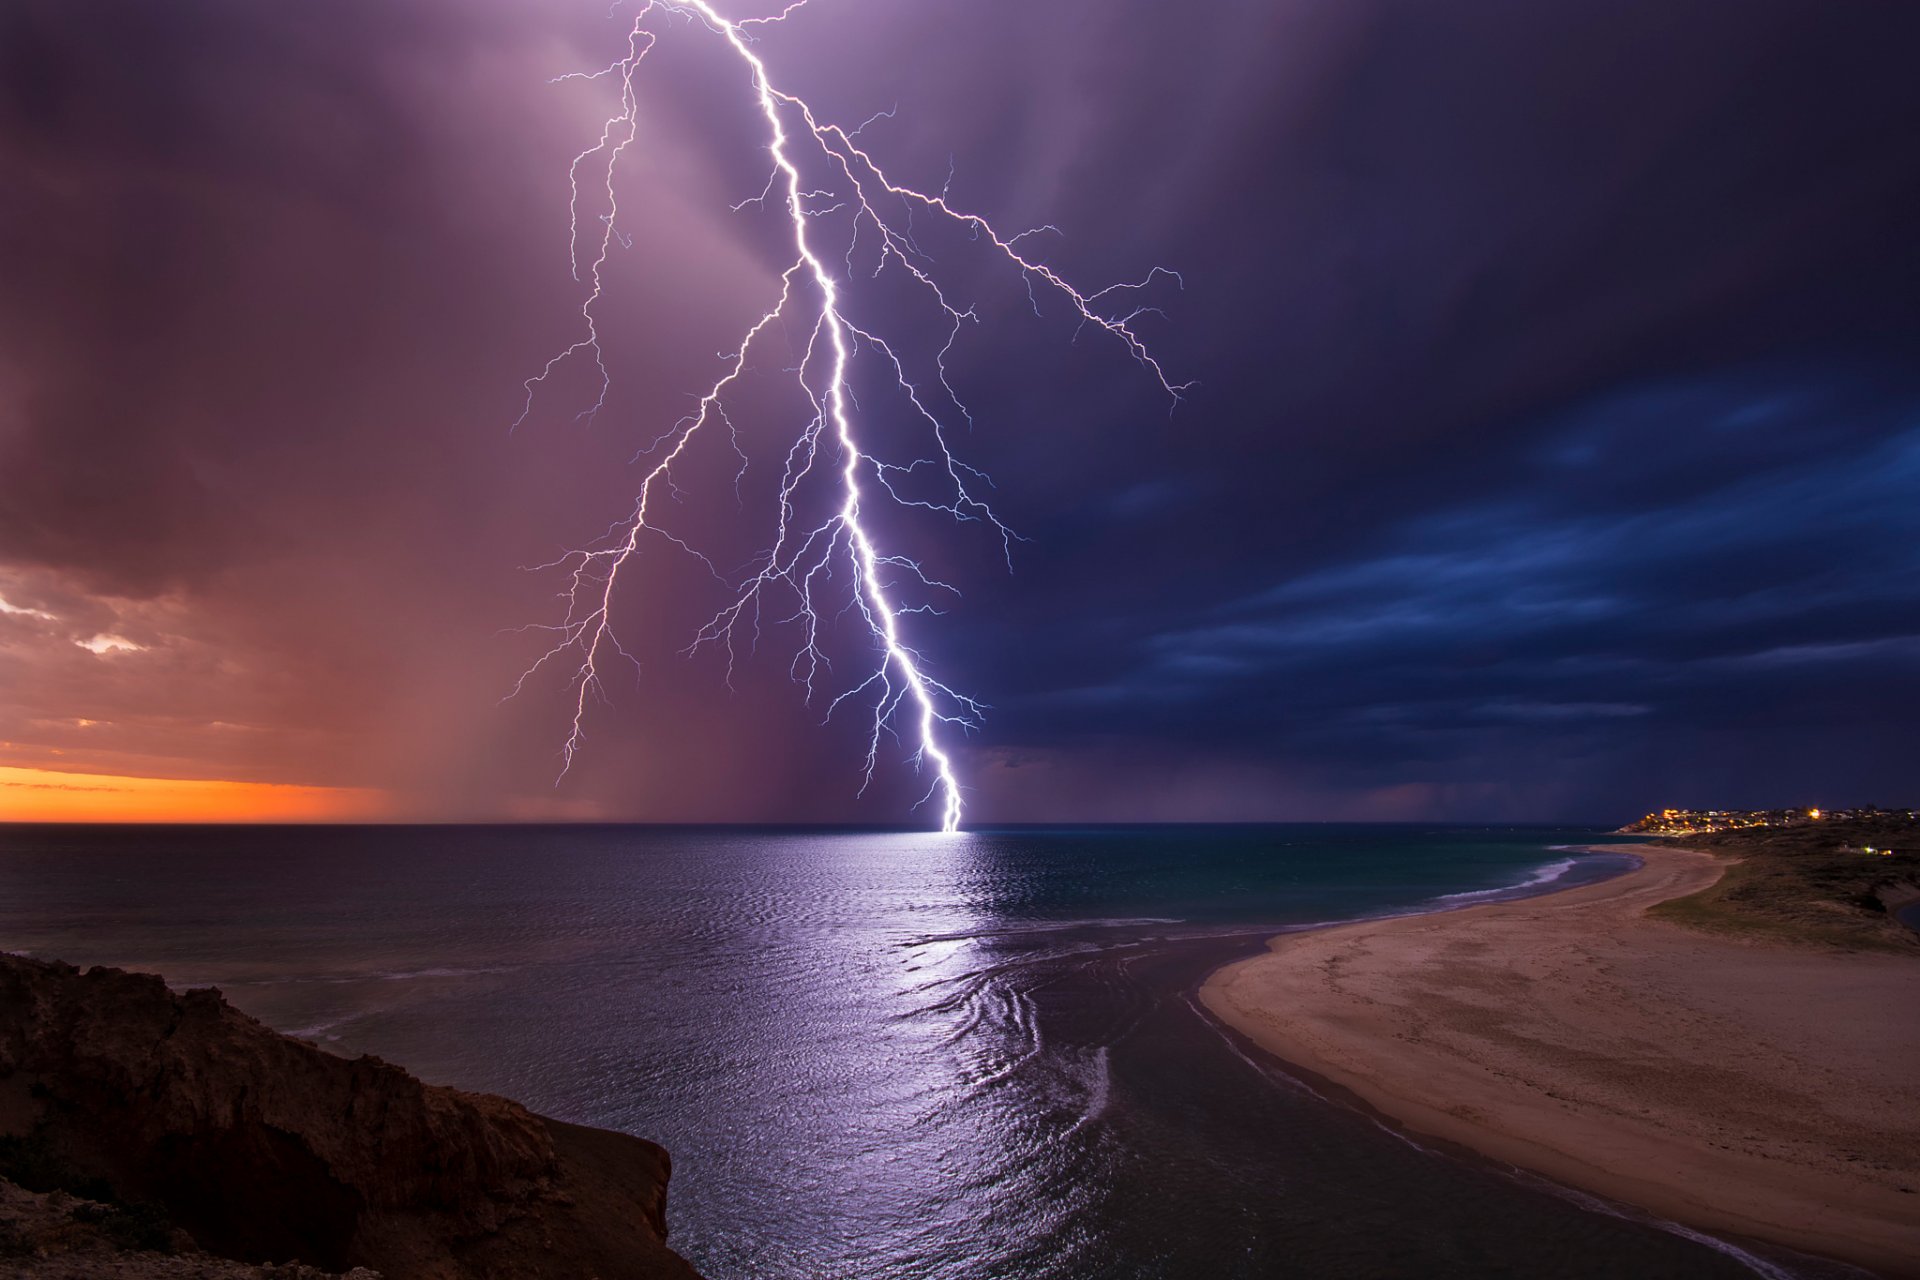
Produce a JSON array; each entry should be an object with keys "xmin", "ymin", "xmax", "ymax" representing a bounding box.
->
[{"xmin": 1201, "ymin": 846, "xmax": 1920, "ymax": 1278}]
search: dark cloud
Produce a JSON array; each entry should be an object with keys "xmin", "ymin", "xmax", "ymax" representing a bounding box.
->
[{"xmin": 0, "ymin": 0, "xmax": 1915, "ymax": 821}]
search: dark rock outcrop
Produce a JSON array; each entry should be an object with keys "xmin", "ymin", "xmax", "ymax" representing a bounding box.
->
[
  {"xmin": 0, "ymin": 955, "xmax": 701, "ymax": 1280},
  {"xmin": 0, "ymin": 1174, "xmax": 380, "ymax": 1278}
]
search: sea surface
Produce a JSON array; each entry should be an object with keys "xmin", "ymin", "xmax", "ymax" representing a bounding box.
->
[{"xmin": 0, "ymin": 824, "xmax": 1860, "ymax": 1280}]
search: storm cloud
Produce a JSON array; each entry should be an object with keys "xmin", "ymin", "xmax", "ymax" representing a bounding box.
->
[{"xmin": 2, "ymin": 0, "xmax": 1915, "ymax": 821}]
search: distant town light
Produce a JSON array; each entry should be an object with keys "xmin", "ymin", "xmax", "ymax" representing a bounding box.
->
[{"xmin": 1626, "ymin": 805, "xmax": 1915, "ymax": 838}]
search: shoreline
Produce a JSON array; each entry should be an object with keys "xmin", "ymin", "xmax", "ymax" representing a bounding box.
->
[{"xmin": 1199, "ymin": 845, "xmax": 1920, "ymax": 1279}]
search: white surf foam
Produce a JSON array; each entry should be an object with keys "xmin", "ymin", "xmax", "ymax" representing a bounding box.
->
[
  {"xmin": 1437, "ymin": 857, "xmax": 1577, "ymax": 903},
  {"xmin": 908, "ymin": 917, "xmax": 1183, "ymax": 946},
  {"xmin": 1064, "ymin": 1046, "xmax": 1112, "ymax": 1138}
]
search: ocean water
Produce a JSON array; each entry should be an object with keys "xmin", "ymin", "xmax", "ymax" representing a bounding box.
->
[{"xmin": 0, "ymin": 824, "xmax": 1855, "ymax": 1279}]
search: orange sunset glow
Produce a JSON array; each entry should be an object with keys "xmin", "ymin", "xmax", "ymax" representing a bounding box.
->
[{"xmin": 0, "ymin": 766, "xmax": 390, "ymax": 824}]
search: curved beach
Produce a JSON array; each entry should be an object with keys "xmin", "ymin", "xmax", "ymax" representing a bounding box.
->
[{"xmin": 1201, "ymin": 846, "xmax": 1920, "ymax": 1278}]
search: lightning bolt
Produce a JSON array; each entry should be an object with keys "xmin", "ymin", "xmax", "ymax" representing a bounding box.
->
[{"xmin": 515, "ymin": 1, "xmax": 1183, "ymax": 832}]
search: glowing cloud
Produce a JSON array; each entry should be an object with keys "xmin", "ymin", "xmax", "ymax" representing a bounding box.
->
[
  {"xmin": 0, "ymin": 595, "xmax": 57, "ymax": 622},
  {"xmin": 76, "ymin": 634, "xmax": 146, "ymax": 655},
  {"xmin": 516, "ymin": 1, "xmax": 1181, "ymax": 831}
]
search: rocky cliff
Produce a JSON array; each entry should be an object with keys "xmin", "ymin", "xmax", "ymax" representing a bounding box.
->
[{"xmin": 0, "ymin": 955, "xmax": 701, "ymax": 1280}]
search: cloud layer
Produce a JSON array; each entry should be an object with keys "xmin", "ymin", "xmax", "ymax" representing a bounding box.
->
[{"xmin": 2, "ymin": 0, "xmax": 1915, "ymax": 822}]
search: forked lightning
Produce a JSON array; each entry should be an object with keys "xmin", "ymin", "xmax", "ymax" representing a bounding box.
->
[{"xmin": 515, "ymin": 0, "xmax": 1181, "ymax": 831}]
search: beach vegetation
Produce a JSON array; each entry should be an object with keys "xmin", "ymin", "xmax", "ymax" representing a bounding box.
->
[{"xmin": 1647, "ymin": 817, "xmax": 1920, "ymax": 954}]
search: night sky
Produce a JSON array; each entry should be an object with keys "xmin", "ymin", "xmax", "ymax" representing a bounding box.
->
[{"xmin": 2, "ymin": 0, "xmax": 1916, "ymax": 824}]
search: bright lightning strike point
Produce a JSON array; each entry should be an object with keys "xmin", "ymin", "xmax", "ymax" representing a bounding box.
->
[{"xmin": 515, "ymin": 1, "xmax": 1184, "ymax": 833}]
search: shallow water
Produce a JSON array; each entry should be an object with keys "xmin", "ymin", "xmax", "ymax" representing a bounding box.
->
[{"xmin": 0, "ymin": 824, "xmax": 1861, "ymax": 1279}]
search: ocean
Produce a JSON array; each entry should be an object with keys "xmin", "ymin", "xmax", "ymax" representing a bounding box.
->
[{"xmin": 0, "ymin": 824, "xmax": 1855, "ymax": 1279}]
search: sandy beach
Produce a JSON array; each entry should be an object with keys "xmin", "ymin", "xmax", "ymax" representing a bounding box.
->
[{"xmin": 1201, "ymin": 846, "xmax": 1920, "ymax": 1278}]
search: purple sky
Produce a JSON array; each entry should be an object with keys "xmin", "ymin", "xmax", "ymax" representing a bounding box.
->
[{"xmin": 2, "ymin": 0, "xmax": 1916, "ymax": 823}]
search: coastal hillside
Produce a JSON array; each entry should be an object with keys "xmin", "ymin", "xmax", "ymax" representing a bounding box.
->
[
  {"xmin": 1643, "ymin": 816, "xmax": 1920, "ymax": 953},
  {"xmin": 0, "ymin": 955, "xmax": 702, "ymax": 1280}
]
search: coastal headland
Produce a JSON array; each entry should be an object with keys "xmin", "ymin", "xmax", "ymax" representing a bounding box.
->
[
  {"xmin": 0, "ymin": 954, "xmax": 702, "ymax": 1279},
  {"xmin": 1201, "ymin": 844, "xmax": 1920, "ymax": 1278}
]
